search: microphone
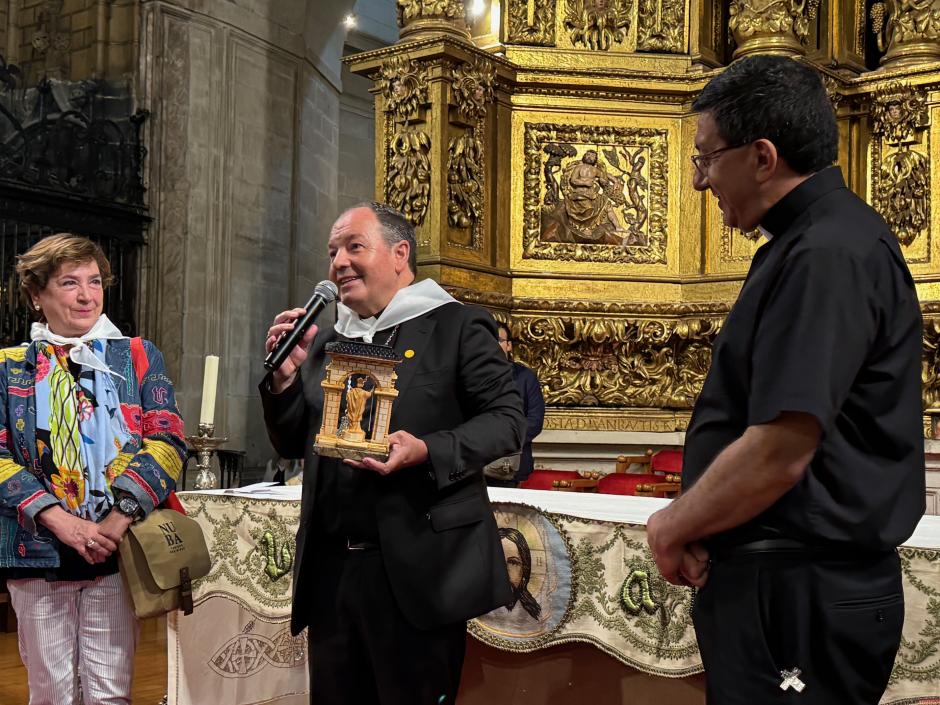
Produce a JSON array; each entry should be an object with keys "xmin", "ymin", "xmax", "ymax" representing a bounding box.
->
[{"xmin": 264, "ymin": 280, "xmax": 339, "ymax": 372}]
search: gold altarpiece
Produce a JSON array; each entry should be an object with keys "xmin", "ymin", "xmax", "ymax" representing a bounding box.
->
[{"xmin": 347, "ymin": 0, "xmax": 940, "ymax": 438}]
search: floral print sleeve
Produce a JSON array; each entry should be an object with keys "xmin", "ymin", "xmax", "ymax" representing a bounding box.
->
[
  {"xmin": 109, "ymin": 341, "xmax": 185, "ymax": 515},
  {"xmin": 0, "ymin": 347, "xmax": 60, "ymax": 534}
]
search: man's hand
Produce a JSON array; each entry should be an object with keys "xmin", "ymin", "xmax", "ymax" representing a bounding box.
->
[
  {"xmin": 679, "ymin": 541, "xmax": 710, "ymax": 588},
  {"xmin": 346, "ymin": 430, "xmax": 429, "ymax": 476},
  {"xmin": 265, "ymin": 308, "xmax": 318, "ymax": 393},
  {"xmin": 647, "ymin": 507, "xmax": 710, "ymax": 587},
  {"xmin": 97, "ymin": 509, "xmax": 135, "ymax": 546},
  {"xmin": 38, "ymin": 505, "xmax": 119, "ymax": 565}
]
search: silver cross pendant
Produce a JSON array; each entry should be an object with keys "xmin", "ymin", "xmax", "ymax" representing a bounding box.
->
[{"xmin": 779, "ymin": 667, "xmax": 806, "ymax": 693}]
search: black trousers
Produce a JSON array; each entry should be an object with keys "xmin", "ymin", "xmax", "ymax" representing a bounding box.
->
[
  {"xmin": 692, "ymin": 549, "xmax": 904, "ymax": 705},
  {"xmin": 305, "ymin": 548, "xmax": 466, "ymax": 705}
]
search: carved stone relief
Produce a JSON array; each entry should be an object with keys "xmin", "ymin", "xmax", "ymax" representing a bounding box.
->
[
  {"xmin": 564, "ymin": 0, "xmax": 633, "ymax": 51},
  {"xmin": 30, "ymin": 0, "xmax": 71, "ymax": 81},
  {"xmin": 636, "ymin": 0, "xmax": 686, "ymax": 53},
  {"xmin": 378, "ymin": 55, "xmax": 432, "ymax": 228},
  {"xmin": 523, "ymin": 123, "xmax": 668, "ymax": 264},
  {"xmin": 871, "ymin": 82, "xmax": 930, "ymax": 251},
  {"xmin": 507, "ymin": 0, "xmax": 557, "ymax": 45}
]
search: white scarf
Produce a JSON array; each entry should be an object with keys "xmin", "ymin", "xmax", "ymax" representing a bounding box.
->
[
  {"xmin": 335, "ymin": 279, "xmax": 458, "ymax": 343},
  {"xmin": 30, "ymin": 314, "xmax": 128, "ymax": 378}
]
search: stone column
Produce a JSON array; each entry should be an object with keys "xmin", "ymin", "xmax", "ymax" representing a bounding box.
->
[{"xmin": 396, "ymin": 0, "xmax": 470, "ymax": 42}]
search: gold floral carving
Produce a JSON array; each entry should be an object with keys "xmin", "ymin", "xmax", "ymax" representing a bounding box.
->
[
  {"xmin": 922, "ymin": 314, "xmax": 940, "ymax": 412},
  {"xmin": 523, "ymin": 123, "xmax": 669, "ymax": 264},
  {"xmin": 447, "ymin": 131, "xmax": 484, "ymax": 230},
  {"xmin": 387, "ymin": 130, "xmax": 433, "ymax": 227},
  {"xmin": 728, "ymin": 0, "xmax": 820, "ymax": 56},
  {"xmin": 378, "ymin": 55, "xmax": 429, "ymax": 123},
  {"xmin": 871, "ymin": 83, "xmax": 930, "ymax": 249},
  {"xmin": 450, "ymin": 58, "xmax": 495, "ymax": 123},
  {"xmin": 507, "ymin": 0, "xmax": 557, "ymax": 45},
  {"xmin": 379, "ymin": 56, "xmax": 433, "ymax": 228},
  {"xmin": 397, "ymin": 0, "xmax": 463, "ymax": 24},
  {"xmin": 446, "ymin": 59, "xmax": 494, "ymax": 244},
  {"xmin": 512, "ymin": 315, "xmax": 721, "ymax": 408},
  {"xmin": 720, "ymin": 224, "xmax": 762, "ymax": 263},
  {"xmin": 636, "ymin": 0, "xmax": 686, "ymax": 53},
  {"xmin": 823, "ymin": 75, "xmax": 843, "ymax": 112},
  {"xmin": 564, "ymin": 0, "xmax": 633, "ymax": 51},
  {"xmin": 871, "ymin": 0, "xmax": 940, "ymax": 66}
]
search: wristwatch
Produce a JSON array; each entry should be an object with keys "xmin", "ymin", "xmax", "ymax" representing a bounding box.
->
[{"xmin": 114, "ymin": 494, "xmax": 142, "ymax": 521}]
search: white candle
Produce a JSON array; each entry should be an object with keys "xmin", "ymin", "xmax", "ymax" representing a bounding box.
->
[{"xmin": 199, "ymin": 355, "xmax": 219, "ymax": 426}]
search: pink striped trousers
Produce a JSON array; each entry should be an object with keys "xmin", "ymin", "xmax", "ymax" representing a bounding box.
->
[{"xmin": 7, "ymin": 572, "xmax": 139, "ymax": 705}]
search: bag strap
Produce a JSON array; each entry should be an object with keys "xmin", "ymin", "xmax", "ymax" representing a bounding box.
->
[{"xmin": 130, "ymin": 336, "xmax": 147, "ymax": 386}]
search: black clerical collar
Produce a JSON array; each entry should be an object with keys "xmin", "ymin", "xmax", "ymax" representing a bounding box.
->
[{"xmin": 759, "ymin": 166, "xmax": 846, "ymax": 239}]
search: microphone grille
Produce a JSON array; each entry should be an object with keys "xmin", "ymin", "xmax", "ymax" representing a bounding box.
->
[{"xmin": 315, "ymin": 280, "xmax": 339, "ymax": 301}]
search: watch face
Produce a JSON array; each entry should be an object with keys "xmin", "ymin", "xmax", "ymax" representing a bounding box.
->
[{"xmin": 119, "ymin": 496, "xmax": 140, "ymax": 515}]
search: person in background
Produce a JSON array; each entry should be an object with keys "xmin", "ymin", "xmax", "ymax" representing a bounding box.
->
[
  {"xmin": 487, "ymin": 322, "xmax": 545, "ymax": 487},
  {"xmin": 0, "ymin": 233, "xmax": 186, "ymax": 705}
]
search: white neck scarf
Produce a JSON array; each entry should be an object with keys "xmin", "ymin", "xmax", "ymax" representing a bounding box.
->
[
  {"xmin": 30, "ymin": 314, "xmax": 128, "ymax": 378},
  {"xmin": 335, "ymin": 279, "xmax": 458, "ymax": 343}
]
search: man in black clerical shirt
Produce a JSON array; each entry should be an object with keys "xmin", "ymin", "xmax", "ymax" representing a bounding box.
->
[
  {"xmin": 647, "ymin": 56, "xmax": 925, "ymax": 704},
  {"xmin": 260, "ymin": 202, "xmax": 524, "ymax": 705}
]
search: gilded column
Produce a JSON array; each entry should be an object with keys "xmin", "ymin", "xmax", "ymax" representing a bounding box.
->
[
  {"xmin": 871, "ymin": 1, "xmax": 940, "ymax": 68},
  {"xmin": 728, "ymin": 0, "xmax": 820, "ymax": 58},
  {"xmin": 396, "ymin": 0, "xmax": 471, "ymax": 42}
]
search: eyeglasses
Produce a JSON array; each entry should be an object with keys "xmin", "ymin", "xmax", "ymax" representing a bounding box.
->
[{"xmin": 691, "ymin": 142, "xmax": 750, "ymax": 174}]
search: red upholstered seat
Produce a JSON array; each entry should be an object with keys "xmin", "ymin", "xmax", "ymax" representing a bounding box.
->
[
  {"xmin": 596, "ymin": 473, "xmax": 665, "ymax": 497},
  {"xmin": 651, "ymin": 449, "xmax": 683, "ymax": 475},
  {"xmin": 518, "ymin": 470, "xmax": 582, "ymax": 491}
]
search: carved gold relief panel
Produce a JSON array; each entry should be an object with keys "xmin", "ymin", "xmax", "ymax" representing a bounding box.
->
[
  {"xmin": 702, "ymin": 185, "xmax": 762, "ymax": 275},
  {"xmin": 378, "ymin": 55, "xmax": 433, "ymax": 232},
  {"xmin": 869, "ymin": 82, "xmax": 935, "ymax": 267},
  {"xmin": 506, "ymin": 0, "xmax": 558, "ymax": 45},
  {"xmin": 512, "ymin": 115, "xmax": 677, "ymax": 272},
  {"xmin": 504, "ymin": 0, "xmax": 689, "ymax": 54},
  {"xmin": 509, "ymin": 308, "xmax": 724, "ymax": 410},
  {"xmin": 444, "ymin": 57, "xmax": 496, "ymax": 254}
]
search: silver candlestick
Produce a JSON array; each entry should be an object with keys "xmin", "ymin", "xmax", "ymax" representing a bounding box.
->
[{"xmin": 186, "ymin": 423, "xmax": 228, "ymax": 490}]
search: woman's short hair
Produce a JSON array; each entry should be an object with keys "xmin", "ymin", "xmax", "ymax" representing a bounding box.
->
[{"xmin": 15, "ymin": 233, "xmax": 114, "ymax": 309}]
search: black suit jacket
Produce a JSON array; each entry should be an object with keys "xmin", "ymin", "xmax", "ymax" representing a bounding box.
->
[{"xmin": 261, "ymin": 302, "xmax": 524, "ymax": 634}]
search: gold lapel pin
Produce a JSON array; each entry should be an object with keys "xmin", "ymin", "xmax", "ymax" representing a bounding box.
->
[{"xmin": 404, "ymin": 349, "xmax": 415, "ymax": 358}]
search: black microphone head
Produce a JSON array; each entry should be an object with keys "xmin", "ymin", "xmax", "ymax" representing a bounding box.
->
[{"xmin": 315, "ymin": 280, "xmax": 339, "ymax": 302}]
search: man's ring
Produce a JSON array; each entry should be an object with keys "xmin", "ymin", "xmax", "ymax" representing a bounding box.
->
[{"xmin": 86, "ymin": 539, "xmax": 96, "ymax": 548}]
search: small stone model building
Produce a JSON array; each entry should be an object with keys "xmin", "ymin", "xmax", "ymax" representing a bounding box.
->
[{"xmin": 314, "ymin": 341, "xmax": 402, "ymax": 462}]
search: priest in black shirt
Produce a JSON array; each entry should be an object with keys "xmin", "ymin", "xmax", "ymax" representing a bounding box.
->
[{"xmin": 647, "ymin": 56, "xmax": 925, "ymax": 704}]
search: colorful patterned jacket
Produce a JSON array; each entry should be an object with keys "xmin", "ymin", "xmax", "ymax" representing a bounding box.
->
[{"xmin": 0, "ymin": 338, "xmax": 186, "ymax": 568}]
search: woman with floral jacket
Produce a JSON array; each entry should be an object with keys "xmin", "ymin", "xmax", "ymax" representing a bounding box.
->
[{"xmin": 0, "ymin": 234, "xmax": 186, "ymax": 705}]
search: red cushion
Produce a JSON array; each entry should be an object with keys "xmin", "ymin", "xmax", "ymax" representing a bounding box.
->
[
  {"xmin": 518, "ymin": 470, "xmax": 582, "ymax": 491},
  {"xmin": 596, "ymin": 473, "xmax": 663, "ymax": 496},
  {"xmin": 650, "ymin": 449, "xmax": 683, "ymax": 474}
]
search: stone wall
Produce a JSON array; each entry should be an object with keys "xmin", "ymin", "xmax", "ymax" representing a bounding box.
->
[
  {"xmin": 7, "ymin": 0, "xmax": 138, "ymax": 81},
  {"xmin": 0, "ymin": 1, "xmax": 8, "ymax": 58},
  {"xmin": 338, "ymin": 62, "xmax": 376, "ymax": 214},
  {"xmin": 138, "ymin": 0, "xmax": 362, "ymax": 471}
]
